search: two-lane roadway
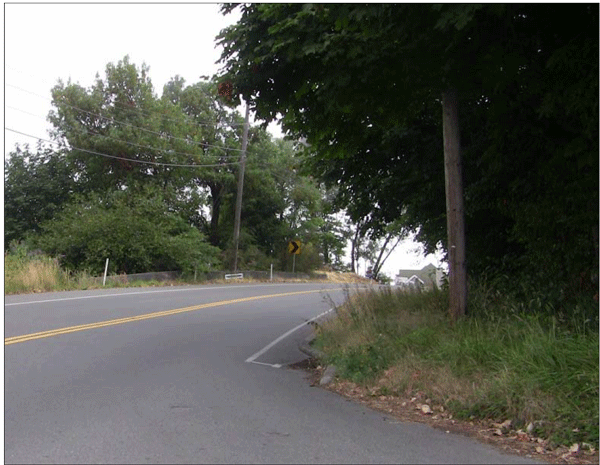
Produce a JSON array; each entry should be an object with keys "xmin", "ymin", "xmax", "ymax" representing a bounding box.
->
[{"xmin": 5, "ymin": 283, "xmax": 538, "ymax": 464}]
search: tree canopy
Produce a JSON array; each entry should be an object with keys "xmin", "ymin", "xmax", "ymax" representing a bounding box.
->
[
  {"xmin": 4, "ymin": 143, "xmax": 76, "ymax": 246},
  {"xmin": 6, "ymin": 56, "xmax": 350, "ymax": 275},
  {"xmin": 217, "ymin": 4, "xmax": 599, "ymax": 310}
]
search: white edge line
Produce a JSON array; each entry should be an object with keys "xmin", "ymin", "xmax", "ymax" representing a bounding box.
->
[
  {"xmin": 248, "ymin": 361, "xmax": 282, "ymax": 368},
  {"xmin": 4, "ymin": 283, "xmax": 335, "ymax": 307},
  {"xmin": 245, "ymin": 307, "xmax": 335, "ymax": 365}
]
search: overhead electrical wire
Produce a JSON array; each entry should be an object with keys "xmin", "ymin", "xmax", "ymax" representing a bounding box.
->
[
  {"xmin": 7, "ymin": 83, "xmax": 249, "ymax": 153},
  {"xmin": 6, "ymin": 77, "xmax": 295, "ymax": 173},
  {"xmin": 6, "ymin": 123, "xmax": 299, "ymax": 179},
  {"xmin": 6, "ymin": 105, "xmax": 242, "ymax": 159},
  {"xmin": 5, "ymin": 128, "xmax": 241, "ymax": 169}
]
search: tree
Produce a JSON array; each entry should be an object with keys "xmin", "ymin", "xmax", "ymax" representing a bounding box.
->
[
  {"xmin": 368, "ymin": 221, "xmax": 406, "ymax": 282},
  {"xmin": 217, "ymin": 4, "xmax": 598, "ymax": 316},
  {"xmin": 47, "ymin": 58, "xmax": 257, "ymax": 250},
  {"xmin": 315, "ymin": 188, "xmax": 350, "ymax": 270},
  {"xmin": 48, "ymin": 56, "xmax": 172, "ymax": 193},
  {"xmin": 11, "ymin": 55, "xmax": 355, "ymax": 277},
  {"xmin": 160, "ymin": 76, "xmax": 243, "ymax": 247},
  {"xmin": 217, "ymin": 133, "xmax": 333, "ymax": 272},
  {"xmin": 216, "ymin": 3, "xmax": 470, "ymax": 317},
  {"xmin": 5, "ymin": 143, "xmax": 76, "ymax": 247}
]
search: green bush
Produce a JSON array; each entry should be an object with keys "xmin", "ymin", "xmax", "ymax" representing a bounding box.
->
[{"xmin": 34, "ymin": 191, "xmax": 221, "ymax": 275}]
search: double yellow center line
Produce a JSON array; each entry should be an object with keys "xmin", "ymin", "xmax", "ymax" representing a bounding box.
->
[{"xmin": 5, "ymin": 288, "xmax": 331, "ymax": 346}]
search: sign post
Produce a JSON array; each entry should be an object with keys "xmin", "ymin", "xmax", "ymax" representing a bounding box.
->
[{"xmin": 288, "ymin": 240, "xmax": 301, "ymax": 273}]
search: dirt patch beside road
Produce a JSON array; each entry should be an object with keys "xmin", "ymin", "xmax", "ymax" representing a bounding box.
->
[{"xmin": 320, "ymin": 271, "xmax": 372, "ymax": 284}]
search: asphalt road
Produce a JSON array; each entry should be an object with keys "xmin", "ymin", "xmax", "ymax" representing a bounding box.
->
[{"xmin": 5, "ymin": 283, "xmax": 539, "ymax": 464}]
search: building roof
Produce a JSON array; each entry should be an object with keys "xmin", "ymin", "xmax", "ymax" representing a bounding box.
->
[{"xmin": 395, "ymin": 263, "xmax": 438, "ymax": 284}]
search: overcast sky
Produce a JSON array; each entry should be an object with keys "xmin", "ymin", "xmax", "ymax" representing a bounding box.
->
[
  {"xmin": 3, "ymin": 2, "xmax": 443, "ymax": 276},
  {"xmin": 4, "ymin": 3, "xmax": 246, "ymax": 152}
]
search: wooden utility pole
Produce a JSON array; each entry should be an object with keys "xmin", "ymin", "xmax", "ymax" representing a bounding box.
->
[
  {"xmin": 233, "ymin": 103, "xmax": 250, "ymax": 272},
  {"xmin": 442, "ymin": 88, "xmax": 467, "ymax": 322}
]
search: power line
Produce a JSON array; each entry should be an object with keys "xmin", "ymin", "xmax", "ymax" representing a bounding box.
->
[
  {"xmin": 7, "ymin": 83, "xmax": 249, "ymax": 153},
  {"xmin": 6, "ymin": 105, "xmax": 241, "ymax": 159},
  {"xmin": 5, "ymin": 128, "xmax": 240, "ymax": 169}
]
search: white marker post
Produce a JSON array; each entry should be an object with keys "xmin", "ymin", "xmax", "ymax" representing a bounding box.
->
[{"xmin": 103, "ymin": 258, "xmax": 109, "ymax": 286}]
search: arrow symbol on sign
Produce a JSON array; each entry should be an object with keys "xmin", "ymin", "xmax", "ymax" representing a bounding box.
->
[{"xmin": 288, "ymin": 241, "xmax": 300, "ymax": 255}]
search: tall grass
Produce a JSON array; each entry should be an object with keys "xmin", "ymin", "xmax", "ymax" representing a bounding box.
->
[
  {"xmin": 6, "ymin": 252, "xmax": 68, "ymax": 294},
  {"xmin": 314, "ymin": 285, "xmax": 599, "ymax": 448},
  {"xmin": 6, "ymin": 250, "xmax": 117, "ymax": 294}
]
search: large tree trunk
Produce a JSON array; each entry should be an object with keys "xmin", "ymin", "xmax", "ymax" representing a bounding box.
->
[{"xmin": 442, "ymin": 88, "xmax": 467, "ymax": 322}]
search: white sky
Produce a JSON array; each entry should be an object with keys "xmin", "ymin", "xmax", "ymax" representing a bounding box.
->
[{"xmin": 3, "ymin": 3, "xmax": 443, "ymax": 277}]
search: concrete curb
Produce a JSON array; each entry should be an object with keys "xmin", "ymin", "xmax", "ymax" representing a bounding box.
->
[
  {"xmin": 319, "ymin": 366, "xmax": 337, "ymax": 385},
  {"xmin": 298, "ymin": 333, "xmax": 325, "ymax": 359},
  {"xmin": 297, "ymin": 333, "xmax": 337, "ymax": 386}
]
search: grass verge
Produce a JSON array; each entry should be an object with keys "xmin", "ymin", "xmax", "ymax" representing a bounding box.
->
[
  {"xmin": 313, "ymin": 285, "xmax": 599, "ymax": 449},
  {"xmin": 4, "ymin": 252, "xmax": 183, "ymax": 294},
  {"xmin": 4, "ymin": 251, "xmax": 359, "ymax": 295},
  {"xmin": 5, "ymin": 252, "xmax": 90, "ymax": 293}
]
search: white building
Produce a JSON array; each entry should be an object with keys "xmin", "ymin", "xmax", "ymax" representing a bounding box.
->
[{"xmin": 394, "ymin": 263, "xmax": 445, "ymax": 289}]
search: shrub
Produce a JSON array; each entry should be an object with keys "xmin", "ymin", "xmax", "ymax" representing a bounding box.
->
[{"xmin": 34, "ymin": 191, "xmax": 221, "ymax": 275}]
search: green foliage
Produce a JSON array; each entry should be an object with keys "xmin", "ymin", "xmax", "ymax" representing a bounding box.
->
[
  {"xmin": 49, "ymin": 56, "xmax": 164, "ymax": 192},
  {"xmin": 316, "ymin": 195, "xmax": 350, "ymax": 270},
  {"xmin": 376, "ymin": 273, "xmax": 392, "ymax": 285},
  {"xmin": 12, "ymin": 51, "xmax": 468, "ymax": 278},
  {"xmin": 47, "ymin": 57, "xmax": 246, "ymax": 250},
  {"xmin": 160, "ymin": 76, "xmax": 241, "ymax": 246},
  {"xmin": 314, "ymin": 286, "xmax": 599, "ymax": 447},
  {"xmin": 220, "ymin": 229, "xmax": 273, "ymax": 272},
  {"xmin": 4, "ymin": 246, "xmax": 97, "ymax": 294},
  {"xmin": 34, "ymin": 190, "xmax": 220, "ymax": 275},
  {"xmin": 441, "ymin": 316, "xmax": 599, "ymax": 446},
  {"xmin": 218, "ymin": 4, "xmax": 599, "ymax": 312},
  {"xmin": 16, "ymin": 55, "xmax": 343, "ymax": 274},
  {"xmin": 5, "ymin": 144, "xmax": 76, "ymax": 247},
  {"xmin": 336, "ymin": 339, "xmax": 395, "ymax": 384},
  {"xmin": 217, "ymin": 135, "xmax": 340, "ymax": 271},
  {"xmin": 288, "ymin": 242, "xmax": 321, "ymax": 274}
]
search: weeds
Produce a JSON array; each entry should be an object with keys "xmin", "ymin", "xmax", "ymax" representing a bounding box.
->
[
  {"xmin": 4, "ymin": 249, "xmax": 350, "ymax": 294},
  {"xmin": 314, "ymin": 284, "xmax": 599, "ymax": 448},
  {"xmin": 4, "ymin": 250, "xmax": 174, "ymax": 294},
  {"xmin": 5, "ymin": 251, "xmax": 69, "ymax": 294}
]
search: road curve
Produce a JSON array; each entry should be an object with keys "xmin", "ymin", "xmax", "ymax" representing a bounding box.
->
[{"xmin": 5, "ymin": 283, "xmax": 539, "ymax": 464}]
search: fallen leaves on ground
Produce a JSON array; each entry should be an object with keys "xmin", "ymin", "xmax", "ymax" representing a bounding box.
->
[{"xmin": 298, "ymin": 363, "xmax": 598, "ymax": 465}]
